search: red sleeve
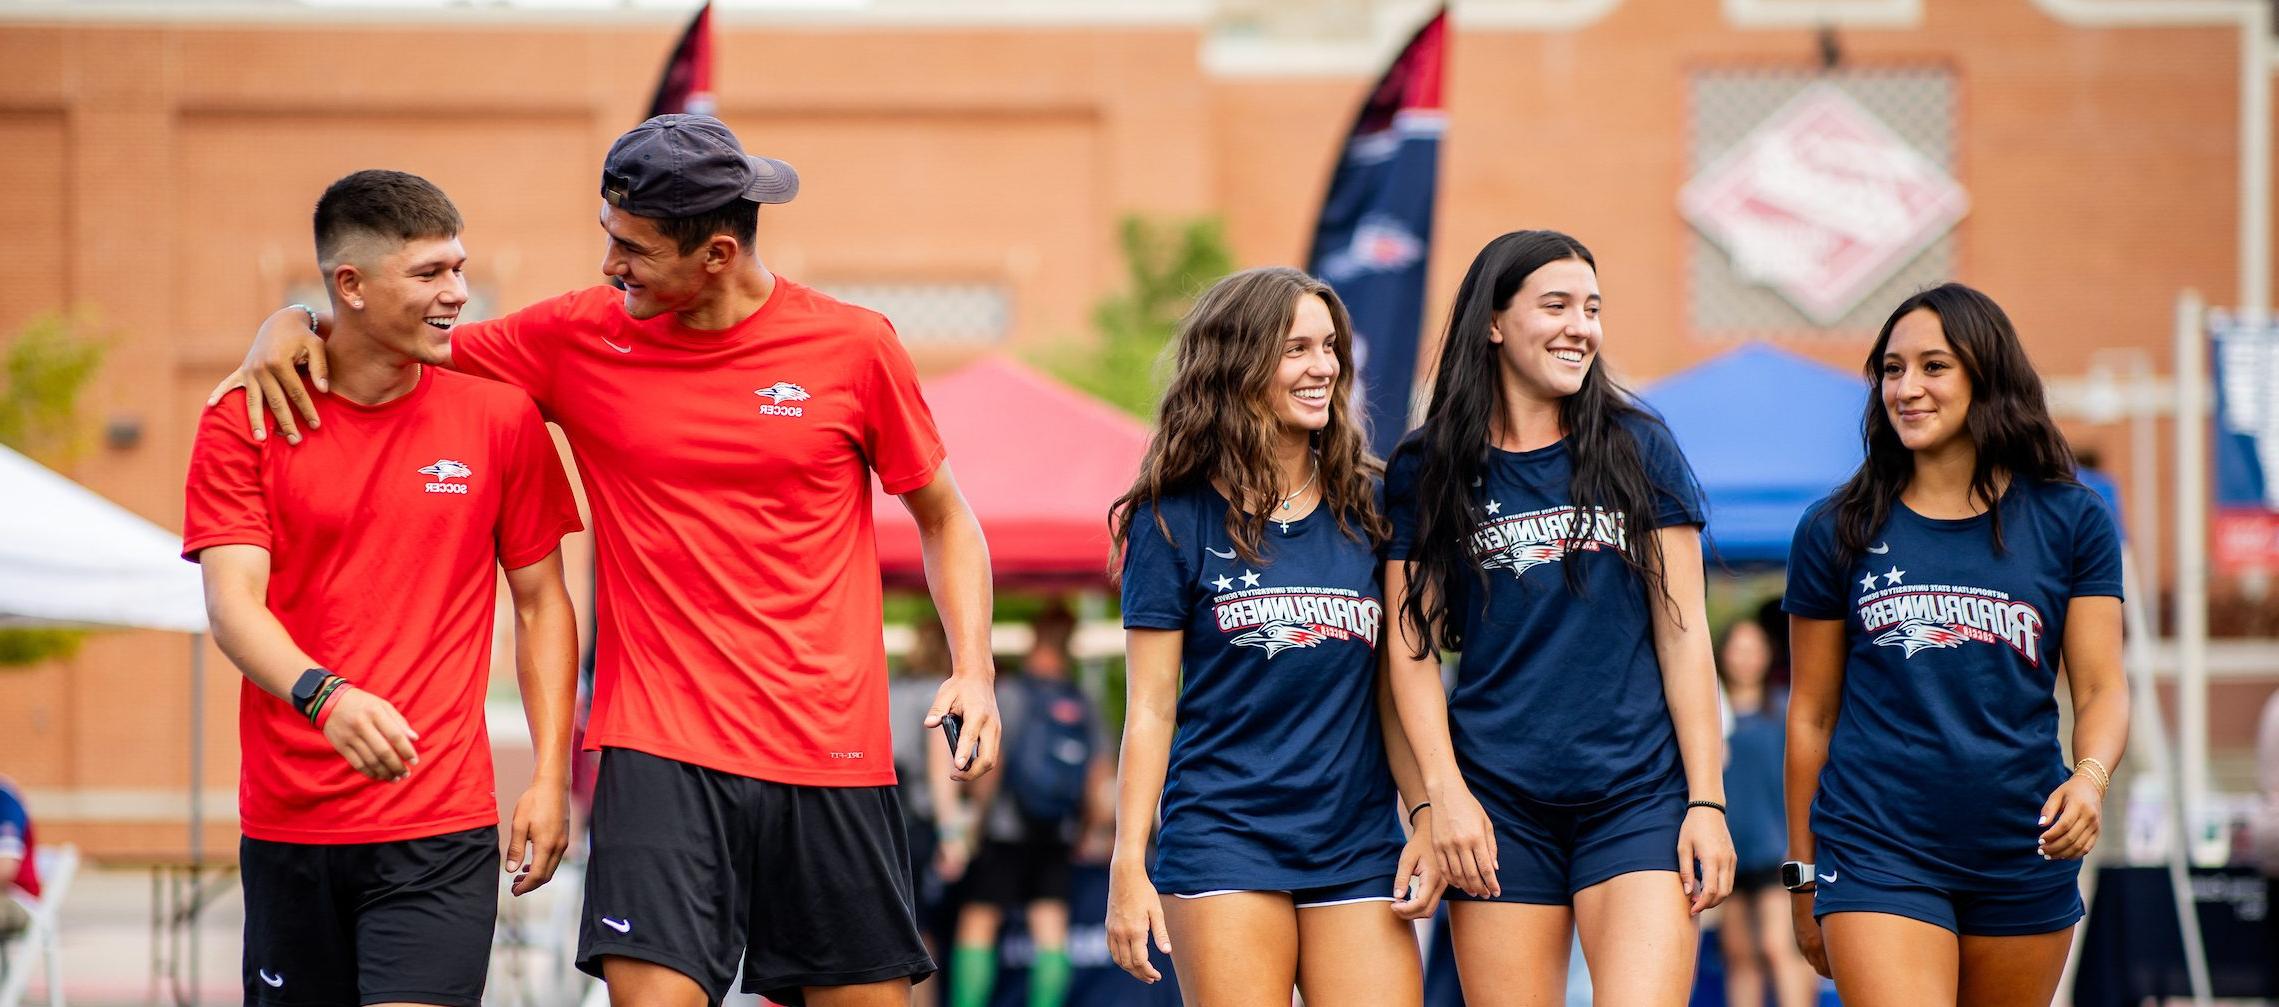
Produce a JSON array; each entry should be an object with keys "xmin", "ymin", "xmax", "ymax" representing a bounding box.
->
[
  {"xmin": 452, "ymin": 288, "xmax": 606, "ymax": 412},
  {"xmin": 860, "ymin": 319, "xmax": 947, "ymax": 495},
  {"xmin": 495, "ymin": 398, "xmax": 584, "ymax": 570},
  {"xmin": 182, "ymin": 389, "xmax": 272, "ymax": 560}
]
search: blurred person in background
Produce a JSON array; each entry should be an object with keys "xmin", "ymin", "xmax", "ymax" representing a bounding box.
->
[
  {"xmin": 948, "ymin": 600, "xmax": 1108, "ymax": 1007},
  {"xmin": 1384, "ymin": 231, "xmax": 1731, "ymax": 1005},
  {"xmin": 1717, "ymin": 610, "xmax": 1818, "ymax": 1007},
  {"xmin": 893, "ymin": 616, "xmax": 962, "ymax": 1007},
  {"xmin": 0, "ymin": 774, "xmax": 38, "ymax": 943},
  {"xmin": 1783, "ymin": 283, "xmax": 2128, "ymax": 1005},
  {"xmin": 1107, "ymin": 267, "xmax": 1430, "ymax": 1005}
]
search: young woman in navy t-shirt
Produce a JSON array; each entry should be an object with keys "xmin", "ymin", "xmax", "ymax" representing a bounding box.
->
[
  {"xmin": 1783, "ymin": 283, "xmax": 2128, "ymax": 1005},
  {"xmin": 1105, "ymin": 267, "xmax": 1433, "ymax": 1004},
  {"xmin": 1383, "ymin": 231, "xmax": 1735, "ymax": 1004}
]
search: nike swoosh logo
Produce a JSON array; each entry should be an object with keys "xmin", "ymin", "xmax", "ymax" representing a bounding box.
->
[
  {"xmin": 1867, "ymin": 543, "xmax": 1890, "ymax": 554},
  {"xmin": 601, "ymin": 917, "xmax": 631, "ymax": 933},
  {"xmin": 1205, "ymin": 547, "xmax": 1236, "ymax": 560},
  {"xmin": 1819, "ymin": 871, "xmax": 1838, "ymax": 883},
  {"xmin": 259, "ymin": 969, "xmax": 284, "ymax": 987},
  {"xmin": 601, "ymin": 336, "xmax": 633, "ymax": 353}
]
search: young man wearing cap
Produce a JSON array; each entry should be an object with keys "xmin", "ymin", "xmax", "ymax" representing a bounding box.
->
[
  {"xmin": 211, "ymin": 115, "xmax": 1001, "ymax": 1007},
  {"xmin": 187, "ymin": 170, "xmax": 584, "ymax": 1007}
]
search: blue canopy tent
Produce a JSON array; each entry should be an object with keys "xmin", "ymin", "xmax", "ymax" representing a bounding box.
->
[{"xmin": 1636, "ymin": 344, "xmax": 1867, "ymax": 564}]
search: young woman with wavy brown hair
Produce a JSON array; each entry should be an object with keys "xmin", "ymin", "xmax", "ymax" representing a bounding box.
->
[
  {"xmin": 1103, "ymin": 266, "xmax": 1436, "ymax": 1005},
  {"xmin": 1783, "ymin": 283, "xmax": 2127, "ymax": 1005},
  {"xmin": 1383, "ymin": 230, "xmax": 1733, "ymax": 1005}
]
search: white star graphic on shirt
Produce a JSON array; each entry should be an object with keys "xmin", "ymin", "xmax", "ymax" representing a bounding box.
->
[
  {"xmin": 1210, "ymin": 575, "xmax": 1235, "ymax": 592},
  {"xmin": 1240, "ymin": 569, "xmax": 1262, "ymax": 588},
  {"xmin": 1883, "ymin": 566, "xmax": 1906, "ymax": 586},
  {"xmin": 1485, "ymin": 499, "xmax": 1502, "ymax": 515},
  {"xmin": 1860, "ymin": 573, "xmax": 1880, "ymax": 593}
]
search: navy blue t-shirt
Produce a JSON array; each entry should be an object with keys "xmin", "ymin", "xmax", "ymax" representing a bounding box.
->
[
  {"xmin": 1121, "ymin": 483, "xmax": 1405, "ymax": 892},
  {"xmin": 1783, "ymin": 478, "xmax": 2122, "ymax": 889},
  {"xmin": 1724, "ymin": 693, "xmax": 1789, "ymax": 874},
  {"xmin": 1385, "ymin": 414, "xmax": 1705, "ymax": 806}
]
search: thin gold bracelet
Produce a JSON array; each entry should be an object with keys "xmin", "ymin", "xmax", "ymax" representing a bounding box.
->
[{"xmin": 2074, "ymin": 757, "xmax": 2111, "ymax": 795}]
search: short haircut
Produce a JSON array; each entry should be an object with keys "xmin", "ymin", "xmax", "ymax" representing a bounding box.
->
[
  {"xmin": 652, "ymin": 198, "xmax": 758, "ymax": 255},
  {"xmin": 314, "ymin": 170, "xmax": 463, "ymax": 275}
]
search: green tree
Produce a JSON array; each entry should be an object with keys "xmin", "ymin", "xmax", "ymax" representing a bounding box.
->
[
  {"xmin": 1037, "ymin": 214, "xmax": 1234, "ymax": 420},
  {"xmin": 0, "ymin": 312, "xmax": 107, "ymax": 666}
]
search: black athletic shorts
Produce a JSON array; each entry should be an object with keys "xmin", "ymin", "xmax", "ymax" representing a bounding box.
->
[
  {"xmin": 240, "ymin": 824, "xmax": 498, "ymax": 1007},
  {"xmin": 575, "ymin": 748, "xmax": 935, "ymax": 1006},
  {"xmin": 962, "ymin": 830, "xmax": 1075, "ymax": 911}
]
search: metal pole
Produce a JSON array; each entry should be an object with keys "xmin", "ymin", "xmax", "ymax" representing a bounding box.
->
[
  {"xmin": 2122, "ymin": 554, "xmax": 2214, "ymax": 1006},
  {"xmin": 2173, "ymin": 291, "xmax": 2210, "ymax": 858},
  {"xmin": 2129, "ymin": 352, "xmax": 2162, "ymax": 596},
  {"xmin": 189, "ymin": 633, "xmax": 205, "ymax": 1006}
]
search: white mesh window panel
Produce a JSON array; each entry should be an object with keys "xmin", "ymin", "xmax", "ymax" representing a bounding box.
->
[
  {"xmin": 1687, "ymin": 68, "xmax": 1957, "ymax": 338},
  {"xmin": 817, "ymin": 282, "xmax": 1011, "ymax": 346}
]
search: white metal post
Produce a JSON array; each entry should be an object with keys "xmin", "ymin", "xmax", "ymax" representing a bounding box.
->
[{"xmin": 2174, "ymin": 291, "xmax": 2210, "ymax": 857}]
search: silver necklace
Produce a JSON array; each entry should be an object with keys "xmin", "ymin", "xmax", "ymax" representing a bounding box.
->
[{"xmin": 1277, "ymin": 459, "xmax": 1318, "ymax": 511}]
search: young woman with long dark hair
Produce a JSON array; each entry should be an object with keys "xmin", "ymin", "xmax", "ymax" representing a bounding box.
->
[
  {"xmin": 1104, "ymin": 267, "xmax": 1436, "ymax": 1004},
  {"xmin": 1783, "ymin": 283, "xmax": 2128, "ymax": 1005},
  {"xmin": 1383, "ymin": 231, "xmax": 1733, "ymax": 1004}
]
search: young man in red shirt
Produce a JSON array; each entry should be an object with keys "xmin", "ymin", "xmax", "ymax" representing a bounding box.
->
[
  {"xmin": 186, "ymin": 170, "xmax": 584, "ymax": 1007},
  {"xmin": 212, "ymin": 116, "xmax": 1001, "ymax": 1007}
]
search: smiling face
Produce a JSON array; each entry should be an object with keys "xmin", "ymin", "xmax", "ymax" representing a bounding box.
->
[
  {"xmin": 337, "ymin": 234, "xmax": 467, "ymax": 365},
  {"xmin": 1880, "ymin": 306, "xmax": 1975, "ymax": 456},
  {"xmin": 1488, "ymin": 256, "xmax": 1601, "ymax": 405},
  {"xmin": 599, "ymin": 204, "xmax": 714, "ymax": 321},
  {"xmin": 1270, "ymin": 293, "xmax": 1340, "ymax": 437}
]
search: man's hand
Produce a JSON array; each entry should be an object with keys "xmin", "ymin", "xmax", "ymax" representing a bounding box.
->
[
  {"xmin": 924, "ymin": 674, "xmax": 1000, "ymax": 781},
  {"xmin": 503, "ymin": 779, "xmax": 570, "ymax": 896},
  {"xmin": 320, "ymin": 688, "xmax": 420, "ymax": 781},
  {"xmin": 204, "ymin": 306, "xmax": 332, "ymax": 444}
]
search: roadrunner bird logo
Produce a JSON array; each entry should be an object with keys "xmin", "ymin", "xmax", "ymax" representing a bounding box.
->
[
  {"xmin": 1478, "ymin": 542, "xmax": 1569, "ymax": 579},
  {"xmin": 1229, "ymin": 621, "xmax": 1330, "ymax": 658},
  {"xmin": 1871, "ymin": 619, "xmax": 1967, "ymax": 658},
  {"xmin": 756, "ymin": 382, "xmax": 811, "ymax": 404}
]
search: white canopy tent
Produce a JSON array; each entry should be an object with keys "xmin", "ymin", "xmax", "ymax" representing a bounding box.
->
[
  {"xmin": 0, "ymin": 444, "xmax": 217, "ymax": 1004},
  {"xmin": 0, "ymin": 444, "xmax": 206, "ymax": 633}
]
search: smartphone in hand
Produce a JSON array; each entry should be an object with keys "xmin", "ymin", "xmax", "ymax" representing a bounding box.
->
[{"xmin": 940, "ymin": 712, "xmax": 966, "ymax": 769}]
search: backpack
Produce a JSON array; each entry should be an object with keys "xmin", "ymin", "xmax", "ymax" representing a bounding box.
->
[{"xmin": 1003, "ymin": 677, "xmax": 1095, "ymax": 823}]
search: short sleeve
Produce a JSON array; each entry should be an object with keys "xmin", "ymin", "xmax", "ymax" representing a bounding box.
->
[
  {"xmin": 452, "ymin": 288, "xmax": 601, "ymax": 412},
  {"xmin": 1629, "ymin": 415, "xmax": 1706, "ymax": 529},
  {"xmin": 1383, "ymin": 446, "xmax": 1423, "ymax": 561},
  {"xmin": 1121, "ymin": 497, "xmax": 1195, "ymax": 630},
  {"xmin": 182, "ymin": 390, "xmax": 273, "ymax": 560},
  {"xmin": 861, "ymin": 319, "xmax": 948, "ymax": 496},
  {"xmin": 1781, "ymin": 499, "xmax": 1849, "ymax": 620},
  {"xmin": 0, "ymin": 788, "xmax": 25, "ymax": 861},
  {"xmin": 495, "ymin": 398, "xmax": 585, "ymax": 570},
  {"xmin": 2067, "ymin": 486, "xmax": 2125, "ymax": 600}
]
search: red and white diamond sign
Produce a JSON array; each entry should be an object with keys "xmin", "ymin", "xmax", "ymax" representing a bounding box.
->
[{"xmin": 1682, "ymin": 83, "xmax": 1968, "ymax": 325}]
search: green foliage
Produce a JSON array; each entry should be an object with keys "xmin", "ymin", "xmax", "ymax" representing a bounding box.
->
[
  {"xmin": 0, "ymin": 312, "xmax": 107, "ymax": 667},
  {"xmin": 1036, "ymin": 214, "xmax": 1235, "ymax": 420},
  {"xmin": 0, "ymin": 313, "xmax": 105, "ymax": 463}
]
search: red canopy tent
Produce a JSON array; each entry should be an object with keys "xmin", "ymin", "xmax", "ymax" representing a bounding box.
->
[{"xmin": 873, "ymin": 356, "xmax": 1150, "ymax": 589}]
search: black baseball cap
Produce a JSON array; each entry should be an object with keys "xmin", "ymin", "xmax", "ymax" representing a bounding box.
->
[{"xmin": 600, "ymin": 113, "xmax": 798, "ymax": 217}]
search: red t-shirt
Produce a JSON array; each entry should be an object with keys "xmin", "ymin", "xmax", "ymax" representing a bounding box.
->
[
  {"xmin": 183, "ymin": 368, "xmax": 582, "ymax": 844},
  {"xmin": 451, "ymin": 280, "xmax": 945, "ymax": 786}
]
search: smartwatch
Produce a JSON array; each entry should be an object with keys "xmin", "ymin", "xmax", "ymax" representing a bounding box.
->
[
  {"xmin": 1779, "ymin": 860, "xmax": 1817, "ymax": 892},
  {"xmin": 290, "ymin": 667, "xmax": 331, "ymax": 714}
]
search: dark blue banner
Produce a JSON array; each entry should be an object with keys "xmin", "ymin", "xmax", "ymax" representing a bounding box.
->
[{"xmin": 1307, "ymin": 10, "xmax": 1447, "ymax": 458}]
